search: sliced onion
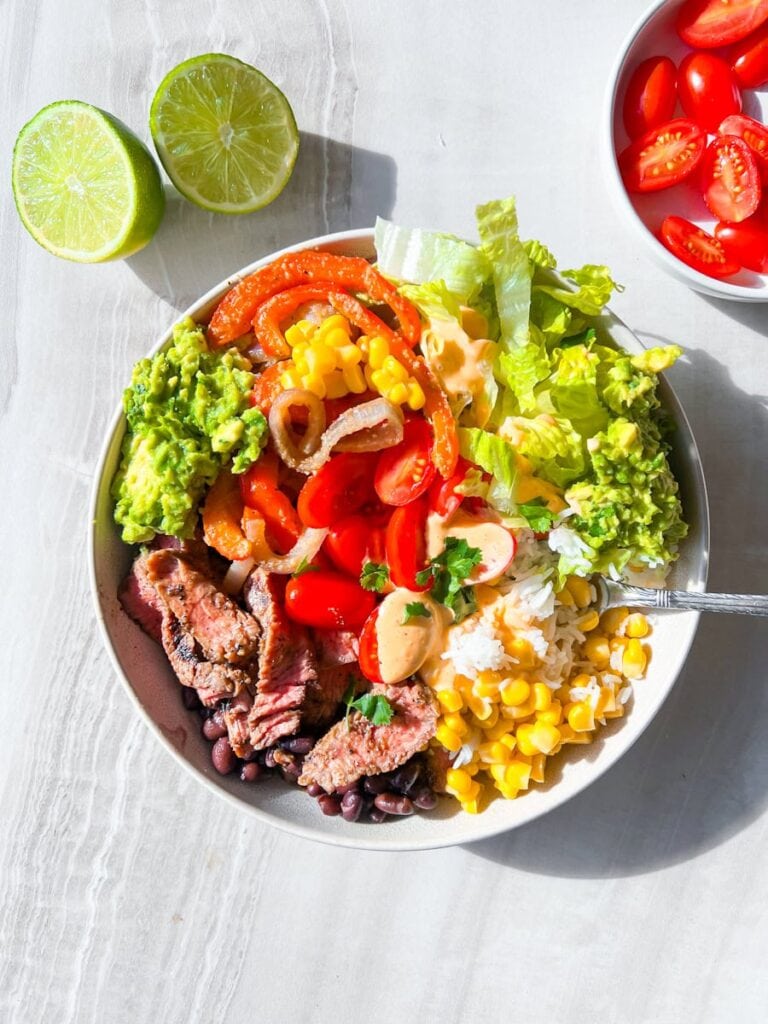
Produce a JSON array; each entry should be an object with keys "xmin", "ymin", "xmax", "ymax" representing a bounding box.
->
[
  {"xmin": 243, "ymin": 511, "xmax": 329, "ymax": 575},
  {"xmin": 293, "ymin": 398, "xmax": 404, "ymax": 474},
  {"xmin": 223, "ymin": 557, "xmax": 256, "ymax": 595},
  {"xmin": 269, "ymin": 389, "xmax": 326, "ymax": 469}
]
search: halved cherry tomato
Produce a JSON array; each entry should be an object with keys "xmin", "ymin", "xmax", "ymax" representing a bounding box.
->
[
  {"xmin": 239, "ymin": 450, "xmax": 302, "ymax": 554},
  {"xmin": 719, "ymin": 114, "xmax": 768, "ymax": 183},
  {"xmin": 324, "ymin": 512, "xmax": 390, "ymax": 578},
  {"xmin": 427, "ymin": 456, "xmax": 473, "ymax": 519},
  {"xmin": 730, "ymin": 20, "xmax": 768, "ymax": 86},
  {"xmin": 715, "ymin": 219, "xmax": 768, "ymax": 271},
  {"xmin": 701, "ymin": 135, "xmax": 761, "ymax": 222},
  {"xmin": 619, "ymin": 119, "xmax": 706, "ymax": 193},
  {"xmin": 678, "ymin": 53, "xmax": 741, "ymax": 132},
  {"xmin": 374, "ymin": 418, "xmax": 436, "ymax": 507},
  {"xmin": 357, "ymin": 608, "xmax": 383, "ymax": 683},
  {"xmin": 386, "ymin": 497, "xmax": 430, "ymax": 592},
  {"xmin": 677, "ymin": 0, "xmax": 768, "ymax": 48},
  {"xmin": 285, "ymin": 570, "xmax": 376, "ymax": 630},
  {"xmin": 659, "ymin": 216, "xmax": 742, "ymax": 278},
  {"xmin": 623, "ymin": 56, "xmax": 677, "ymax": 140},
  {"xmin": 297, "ymin": 452, "xmax": 377, "ymax": 528}
]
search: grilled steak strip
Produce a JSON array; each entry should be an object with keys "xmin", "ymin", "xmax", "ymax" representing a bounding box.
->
[{"xmin": 304, "ymin": 629, "xmax": 363, "ymax": 729}]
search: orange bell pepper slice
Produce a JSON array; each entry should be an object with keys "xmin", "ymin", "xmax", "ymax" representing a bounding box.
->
[
  {"xmin": 239, "ymin": 449, "xmax": 302, "ymax": 554},
  {"xmin": 202, "ymin": 469, "xmax": 252, "ymax": 561},
  {"xmin": 249, "ymin": 362, "xmax": 287, "ymax": 414}
]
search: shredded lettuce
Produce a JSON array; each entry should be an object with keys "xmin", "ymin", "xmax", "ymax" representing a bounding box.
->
[
  {"xmin": 458, "ymin": 428, "xmax": 519, "ymax": 515},
  {"xmin": 503, "ymin": 415, "xmax": 585, "ymax": 488},
  {"xmin": 399, "ymin": 280, "xmax": 462, "ymax": 323},
  {"xmin": 476, "ymin": 198, "xmax": 531, "ymax": 349}
]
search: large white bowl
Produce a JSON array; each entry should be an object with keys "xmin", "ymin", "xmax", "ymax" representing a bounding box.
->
[
  {"xmin": 603, "ymin": 0, "xmax": 768, "ymax": 302},
  {"xmin": 89, "ymin": 229, "xmax": 710, "ymax": 851}
]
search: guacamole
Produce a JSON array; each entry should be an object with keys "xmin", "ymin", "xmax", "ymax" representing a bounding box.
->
[{"xmin": 112, "ymin": 318, "xmax": 267, "ymax": 544}]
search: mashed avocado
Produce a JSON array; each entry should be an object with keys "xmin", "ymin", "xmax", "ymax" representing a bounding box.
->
[{"xmin": 112, "ymin": 318, "xmax": 267, "ymax": 544}]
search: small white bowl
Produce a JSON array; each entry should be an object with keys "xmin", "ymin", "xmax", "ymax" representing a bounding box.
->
[
  {"xmin": 89, "ymin": 229, "xmax": 709, "ymax": 851},
  {"xmin": 603, "ymin": 0, "xmax": 768, "ymax": 301}
]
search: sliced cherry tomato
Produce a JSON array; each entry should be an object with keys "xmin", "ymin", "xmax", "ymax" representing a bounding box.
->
[
  {"xmin": 386, "ymin": 497, "xmax": 430, "ymax": 592},
  {"xmin": 358, "ymin": 608, "xmax": 383, "ymax": 683},
  {"xmin": 619, "ymin": 118, "xmax": 706, "ymax": 193},
  {"xmin": 659, "ymin": 216, "xmax": 742, "ymax": 278},
  {"xmin": 714, "ymin": 220, "xmax": 768, "ymax": 271},
  {"xmin": 719, "ymin": 114, "xmax": 768, "ymax": 183},
  {"xmin": 623, "ymin": 56, "xmax": 677, "ymax": 140},
  {"xmin": 374, "ymin": 418, "xmax": 435, "ymax": 507},
  {"xmin": 239, "ymin": 450, "xmax": 302, "ymax": 554},
  {"xmin": 730, "ymin": 20, "xmax": 768, "ymax": 86},
  {"xmin": 297, "ymin": 452, "xmax": 377, "ymax": 529},
  {"xmin": 427, "ymin": 456, "xmax": 473, "ymax": 519},
  {"xmin": 285, "ymin": 570, "xmax": 376, "ymax": 630},
  {"xmin": 324, "ymin": 513, "xmax": 390, "ymax": 578},
  {"xmin": 678, "ymin": 53, "xmax": 741, "ymax": 132},
  {"xmin": 701, "ymin": 135, "xmax": 761, "ymax": 222},
  {"xmin": 677, "ymin": 0, "xmax": 768, "ymax": 48}
]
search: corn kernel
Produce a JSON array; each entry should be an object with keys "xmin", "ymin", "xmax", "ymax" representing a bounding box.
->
[
  {"xmin": 597, "ymin": 686, "xmax": 616, "ymax": 715},
  {"xmin": 279, "ymin": 368, "xmax": 302, "ymax": 390},
  {"xmin": 489, "ymin": 764, "xmax": 508, "ymax": 785},
  {"xmin": 370, "ymin": 368, "xmax": 390, "ymax": 391},
  {"xmin": 474, "ymin": 673, "xmax": 502, "ymax": 700},
  {"xmin": 529, "ymin": 721, "xmax": 561, "ymax": 754},
  {"xmin": 461, "ymin": 780, "xmax": 482, "ymax": 803},
  {"xmin": 446, "ymin": 767, "xmax": 474, "ymax": 796},
  {"xmin": 530, "ymin": 753, "xmax": 547, "ymax": 784},
  {"xmin": 610, "ymin": 636, "xmax": 628, "ymax": 654},
  {"xmin": 337, "ymin": 343, "xmax": 362, "ymax": 367},
  {"xmin": 302, "ymin": 373, "xmax": 326, "ymax": 398},
  {"xmin": 536, "ymin": 700, "xmax": 563, "ymax": 726},
  {"xmin": 293, "ymin": 349, "xmax": 309, "ymax": 374},
  {"xmin": 342, "ymin": 364, "xmax": 367, "ymax": 394},
  {"xmin": 465, "ymin": 760, "xmax": 481, "ymax": 776},
  {"xmin": 502, "ymin": 699, "xmax": 536, "ymax": 721},
  {"xmin": 406, "ymin": 380, "xmax": 426, "ymax": 411},
  {"xmin": 306, "ymin": 347, "xmax": 335, "ymax": 375},
  {"xmin": 482, "ymin": 718, "xmax": 512, "ymax": 742},
  {"xmin": 505, "ymin": 761, "xmax": 531, "ymax": 790},
  {"xmin": 507, "ymin": 636, "xmax": 536, "ymax": 668},
  {"xmin": 583, "ymin": 634, "xmax": 610, "ymax": 668},
  {"xmin": 435, "ymin": 724, "xmax": 462, "ymax": 752},
  {"xmin": 601, "ymin": 607, "xmax": 629, "ymax": 635},
  {"xmin": 357, "ymin": 336, "xmax": 370, "ymax": 356},
  {"xmin": 571, "ymin": 673, "xmax": 593, "ymax": 689},
  {"xmin": 364, "ymin": 362, "xmax": 378, "ymax": 388},
  {"xmin": 625, "ymin": 613, "xmax": 650, "ymax": 639},
  {"xmin": 323, "ymin": 327, "xmax": 351, "ymax": 348},
  {"xmin": 323, "ymin": 370, "xmax": 348, "ymax": 399},
  {"xmin": 578, "ymin": 609, "xmax": 601, "ymax": 632},
  {"xmin": 382, "ymin": 355, "xmax": 408, "ymax": 382},
  {"xmin": 567, "ymin": 702, "xmax": 595, "ymax": 732},
  {"xmin": 315, "ymin": 313, "xmax": 349, "ymax": 337},
  {"xmin": 554, "ymin": 684, "xmax": 571, "ymax": 704},
  {"xmin": 501, "ymin": 678, "xmax": 530, "ymax": 707},
  {"xmin": 533, "ymin": 682, "xmax": 552, "ymax": 712},
  {"xmin": 622, "ymin": 638, "xmax": 647, "ymax": 679},
  {"xmin": 496, "ymin": 783, "xmax": 520, "ymax": 801},
  {"xmin": 437, "ymin": 689, "xmax": 463, "ymax": 713},
  {"xmin": 566, "ymin": 575, "xmax": 592, "ymax": 608},
  {"xmin": 368, "ymin": 336, "xmax": 389, "ymax": 369},
  {"xmin": 386, "ymin": 382, "xmax": 409, "ymax": 405},
  {"xmin": 515, "ymin": 724, "xmax": 538, "ymax": 757},
  {"xmin": 462, "ymin": 797, "xmax": 482, "ymax": 814},
  {"xmin": 556, "ymin": 587, "xmax": 575, "ymax": 607},
  {"xmin": 603, "ymin": 705, "xmax": 625, "ymax": 720},
  {"xmin": 443, "ymin": 712, "xmax": 468, "ymax": 738},
  {"xmin": 285, "ymin": 323, "xmax": 311, "ymax": 347},
  {"xmin": 500, "ymin": 733, "xmax": 517, "ymax": 752},
  {"xmin": 559, "ymin": 725, "xmax": 593, "ymax": 744},
  {"xmin": 465, "ymin": 695, "xmax": 492, "ymax": 721}
]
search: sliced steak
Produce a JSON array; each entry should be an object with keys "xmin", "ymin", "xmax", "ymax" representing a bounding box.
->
[
  {"xmin": 298, "ymin": 681, "xmax": 438, "ymax": 793},
  {"xmin": 303, "ymin": 629, "xmax": 363, "ymax": 729},
  {"xmin": 222, "ymin": 691, "xmax": 255, "ymax": 758},
  {"xmin": 161, "ymin": 615, "xmax": 254, "ymax": 705},
  {"xmin": 119, "ymin": 553, "xmax": 165, "ymax": 644},
  {"xmin": 244, "ymin": 569, "xmax": 318, "ymax": 749},
  {"xmin": 146, "ymin": 549, "xmax": 260, "ymax": 664}
]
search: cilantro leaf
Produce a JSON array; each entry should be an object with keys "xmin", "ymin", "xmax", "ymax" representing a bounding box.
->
[
  {"xmin": 293, "ymin": 556, "xmax": 319, "ymax": 577},
  {"xmin": 451, "ymin": 586, "xmax": 478, "ymax": 623},
  {"xmin": 360, "ymin": 561, "xmax": 390, "ymax": 592},
  {"xmin": 402, "ymin": 601, "xmax": 432, "ymax": 624},
  {"xmin": 420, "ymin": 536, "xmax": 483, "ymax": 618},
  {"xmin": 342, "ymin": 678, "xmax": 394, "ymax": 728},
  {"xmin": 518, "ymin": 502, "xmax": 557, "ymax": 533}
]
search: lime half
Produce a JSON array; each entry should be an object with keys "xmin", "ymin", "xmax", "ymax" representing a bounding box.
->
[
  {"xmin": 150, "ymin": 54, "xmax": 299, "ymax": 214},
  {"xmin": 12, "ymin": 101, "xmax": 165, "ymax": 263}
]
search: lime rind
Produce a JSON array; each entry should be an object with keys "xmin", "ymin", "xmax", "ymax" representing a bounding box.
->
[
  {"xmin": 12, "ymin": 100, "xmax": 165, "ymax": 263},
  {"xmin": 150, "ymin": 53, "xmax": 299, "ymax": 215}
]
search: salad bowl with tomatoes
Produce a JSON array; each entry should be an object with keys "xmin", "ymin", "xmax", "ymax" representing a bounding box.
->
[
  {"xmin": 90, "ymin": 209, "xmax": 708, "ymax": 850},
  {"xmin": 604, "ymin": 0, "xmax": 768, "ymax": 299}
]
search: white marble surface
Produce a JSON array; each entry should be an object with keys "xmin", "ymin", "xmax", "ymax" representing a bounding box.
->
[{"xmin": 2, "ymin": 1, "xmax": 767, "ymax": 1021}]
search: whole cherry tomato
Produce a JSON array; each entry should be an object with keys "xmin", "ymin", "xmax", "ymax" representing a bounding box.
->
[
  {"xmin": 297, "ymin": 453, "xmax": 377, "ymax": 528},
  {"xmin": 623, "ymin": 56, "xmax": 677, "ymax": 139},
  {"xmin": 678, "ymin": 52, "xmax": 742, "ymax": 132},
  {"xmin": 285, "ymin": 570, "xmax": 376, "ymax": 630},
  {"xmin": 715, "ymin": 219, "xmax": 768, "ymax": 272},
  {"xmin": 731, "ymin": 19, "xmax": 768, "ymax": 86}
]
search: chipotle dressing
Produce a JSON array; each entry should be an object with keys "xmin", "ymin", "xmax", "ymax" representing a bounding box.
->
[{"xmin": 375, "ymin": 589, "xmax": 449, "ymax": 684}]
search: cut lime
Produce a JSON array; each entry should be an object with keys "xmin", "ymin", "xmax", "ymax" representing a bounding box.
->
[
  {"xmin": 12, "ymin": 101, "xmax": 165, "ymax": 263},
  {"xmin": 150, "ymin": 54, "xmax": 299, "ymax": 215}
]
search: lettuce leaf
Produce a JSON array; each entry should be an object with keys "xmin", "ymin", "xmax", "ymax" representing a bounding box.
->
[
  {"xmin": 458, "ymin": 427, "xmax": 519, "ymax": 515},
  {"xmin": 504, "ymin": 415, "xmax": 585, "ymax": 488},
  {"xmin": 399, "ymin": 280, "xmax": 463, "ymax": 322},
  {"xmin": 533, "ymin": 264, "xmax": 621, "ymax": 317},
  {"xmin": 476, "ymin": 198, "xmax": 531, "ymax": 349}
]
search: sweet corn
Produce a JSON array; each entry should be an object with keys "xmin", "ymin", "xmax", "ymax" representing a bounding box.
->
[
  {"xmin": 406, "ymin": 380, "xmax": 426, "ymax": 410},
  {"xmin": 306, "ymin": 345, "xmax": 336, "ymax": 375},
  {"xmin": 368, "ymin": 336, "xmax": 390, "ymax": 369},
  {"xmin": 500, "ymin": 733, "xmax": 517, "ymax": 752},
  {"xmin": 528, "ymin": 721, "xmax": 561, "ymax": 754},
  {"xmin": 533, "ymin": 682, "xmax": 552, "ymax": 712},
  {"xmin": 446, "ymin": 767, "xmax": 474, "ymax": 796},
  {"xmin": 342, "ymin": 364, "xmax": 367, "ymax": 393},
  {"xmin": 435, "ymin": 724, "xmax": 462, "ymax": 752},
  {"xmin": 324, "ymin": 370, "xmax": 348, "ymax": 399},
  {"xmin": 625, "ymin": 613, "xmax": 650, "ymax": 639},
  {"xmin": 465, "ymin": 695, "xmax": 492, "ymax": 721},
  {"xmin": 461, "ymin": 780, "xmax": 482, "ymax": 803},
  {"xmin": 279, "ymin": 367, "xmax": 303, "ymax": 390},
  {"xmin": 437, "ymin": 688, "xmax": 463, "ymax": 713},
  {"xmin": 583, "ymin": 633, "xmax": 610, "ymax": 668},
  {"xmin": 386, "ymin": 381, "xmax": 409, "ymax": 405},
  {"xmin": 601, "ymin": 607, "xmax": 628, "ymax": 635},
  {"xmin": 501, "ymin": 678, "xmax": 530, "ymax": 707},
  {"xmin": 559, "ymin": 724, "xmax": 593, "ymax": 745},
  {"xmin": 315, "ymin": 314, "xmax": 350, "ymax": 340},
  {"xmin": 337, "ymin": 343, "xmax": 362, "ymax": 367},
  {"xmin": 284, "ymin": 320, "xmax": 314, "ymax": 346},
  {"xmin": 462, "ymin": 797, "xmax": 483, "ymax": 814},
  {"xmin": 578, "ymin": 609, "xmax": 601, "ymax": 633},
  {"xmin": 536, "ymin": 700, "xmax": 563, "ymax": 726},
  {"xmin": 443, "ymin": 712, "xmax": 468, "ymax": 738},
  {"xmin": 622, "ymin": 638, "xmax": 647, "ymax": 679},
  {"xmin": 502, "ymin": 699, "xmax": 536, "ymax": 721},
  {"xmin": 530, "ymin": 753, "xmax": 547, "ymax": 784},
  {"xmin": 482, "ymin": 718, "xmax": 513, "ymax": 742},
  {"xmin": 489, "ymin": 764, "xmax": 508, "ymax": 785},
  {"xmin": 303, "ymin": 373, "xmax": 326, "ymax": 398},
  {"xmin": 556, "ymin": 587, "xmax": 576, "ymax": 607},
  {"xmin": 571, "ymin": 673, "xmax": 593, "ymax": 689},
  {"xmin": 383, "ymin": 355, "xmax": 408, "ymax": 381},
  {"xmin": 566, "ymin": 575, "xmax": 592, "ymax": 608},
  {"xmin": 505, "ymin": 761, "xmax": 531, "ymax": 790},
  {"xmin": 475, "ymin": 671, "xmax": 503, "ymax": 700},
  {"xmin": 567, "ymin": 701, "xmax": 595, "ymax": 732},
  {"xmin": 515, "ymin": 724, "xmax": 539, "ymax": 757},
  {"xmin": 507, "ymin": 636, "xmax": 536, "ymax": 668}
]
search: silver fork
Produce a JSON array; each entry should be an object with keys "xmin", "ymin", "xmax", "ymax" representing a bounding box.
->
[{"xmin": 593, "ymin": 577, "xmax": 768, "ymax": 617}]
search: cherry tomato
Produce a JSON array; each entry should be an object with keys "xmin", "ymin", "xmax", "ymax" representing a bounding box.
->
[
  {"xmin": 719, "ymin": 113, "xmax": 768, "ymax": 183},
  {"xmin": 701, "ymin": 135, "xmax": 761, "ymax": 222},
  {"xmin": 324, "ymin": 512, "xmax": 390, "ymax": 578},
  {"xmin": 427, "ymin": 456, "xmax": 473, "ymax": 519},
  {"xmin": 357, "ymin": 608, "xmax": 383, "ymax": 683},
  {"xmin": 714, "ymin": 220, "xmax": 768, "ymax": 271},
  {"xmin": 619, "ymin": 118, "xmax": 706, "ymax": 193},
  {"xmin": 677, "ymin": 0, "xmax": 768, "ymax": 48},
  {"xmin": 730, "ymin": 20, "xmax": 768, "ymax": 86},
  {"xmin": 374, "ymin": 418, "xmax": 435, "ymax": 507},
  {"xmin": 678, "ymin": 53, "xmax": 742, "ymax": 132},
  {"xmin": 623, "ymin": 56, "xmax": 677, "ymax": 140},
  {"xmin": 297, "ymin": 453, "xmax": 377, "ymax": 529},
  {"xmin": 285, "ymin": 570, "xmax": 376, "ymax": 630},
  {"xmin": 386, "ymin": 497, "xmax": 430, "ymax": 592},
  {"xmin": 659, "ymin": 216, "xmax": 742, "ymax": 278}
]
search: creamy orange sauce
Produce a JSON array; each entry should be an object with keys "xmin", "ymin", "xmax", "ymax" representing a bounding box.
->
[
  {"xmin": 426, "ymin": 510, "xmax": 513, "ymax": 582},
  {"xmin": 375, "ymin": 589, "xmax": 449, "ymax": 684},
  {"xmin": 423, "ymin": 317, "xmax": 494, "ymax": 426}
]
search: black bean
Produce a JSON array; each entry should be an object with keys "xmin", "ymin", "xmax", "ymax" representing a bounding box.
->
[
  {"xmin": 363, "ymin": 775, "xmax": 391, "ymax": 795},
  {"xmin": 211, "ymin": 737, "xmax": 236, "ymax": 775},
  {"xmin": 305, "ymin": 783, "xmax": 324, "ymax": 797},
  {"xmin": 180, "ymin": 687, "xmax": 202, "ymax": 711},
  {"xmin": 281, "ymin": 762, "xmax": 301, "ymax": 783},
  {"xmin": 390, "ymin": 762, "xmax": 421, "ymax": 795},
  {"xmin": 412, "ymin": 787, "xmax": 438, "ymax": 811},
  {"xmin": 374, "ymin": 792, "xmax": 414, "ymax": 816},
  {"xmin": 279, "ymin": 736, "xmax": 314, "ymax": 755},
  {"xmin": 264, "ymin": 749, "xmax": 279, "ymax": 769},
  {"xmin": 336, "ymin": 781, "xmax": 360, "ymax": 796},
  {"xmin": 317, "ymin": 794, "xmax": 341, "ymax": 816},
  {"xmin": 368, "ymin": 805, "xmax": 388, "ymax": 824},
  {"xmin": 240, "ymin": 762, "xmax": 262, "ymax": 783},
  {"xmin": 340, "ymin": 790, "xmax": 363, "ymax": 822},
  {"xmin": 202, "ymin": 716, "xmax": 228, "ymax": 741}
]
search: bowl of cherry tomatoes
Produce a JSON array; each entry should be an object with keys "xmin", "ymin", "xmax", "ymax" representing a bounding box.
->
[{"xmin": 604, "ymin": 0, "xmax": 768, "ymax": 300}]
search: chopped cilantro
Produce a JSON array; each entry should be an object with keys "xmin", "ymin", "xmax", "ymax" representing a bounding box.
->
[
  {"xmin": 518, "ymin": 502, "xmax": 557, "ymax": 533},
  {"xmin": 418, "ymin": 536, "xmax": 483, "ymax": 620},
  {"xmin": 342, "ymin": 679, "xmax": 393, "ymax": 728},
  {"xmin": 360, "ymin": 561, "xmax": 390, "ymax": 592},
  {"xmin": 402, "ymin": 601, "xmax": 431, "ymax": 624}
]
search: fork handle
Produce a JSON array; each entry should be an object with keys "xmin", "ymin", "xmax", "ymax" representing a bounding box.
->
[{"xmin": 609, "ymin": 585, "xmax": 768, "ymax": 617}]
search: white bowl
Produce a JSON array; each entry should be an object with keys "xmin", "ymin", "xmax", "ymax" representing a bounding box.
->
[
  {"xmin": 603, "ymin": 0, "xmax": 768, "ymax": 301},
  {"xmin": 89, "ymin": 229, "xmax": 710, "ymax": 851}
]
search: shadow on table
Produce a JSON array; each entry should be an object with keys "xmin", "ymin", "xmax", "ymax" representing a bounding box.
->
[
  {"xmin": 470, "ymin": 345, "xmax": 768, "ymax": 878},
  {"xmin": 699, "ymin": 296, "xmax": 768, "ymax": 339},
  {"xmin": 126, "ymin": 133, "xmax": 397, "ymax": 309}
]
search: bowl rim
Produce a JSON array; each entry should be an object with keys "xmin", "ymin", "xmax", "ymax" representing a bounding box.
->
[
  {"xmin": 602, "ymin": 0, "xmax": 768, "ymax": 302},
  {"xmin": 88, "ymin": 226, "xmax": 710, "ymax": 851}
]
